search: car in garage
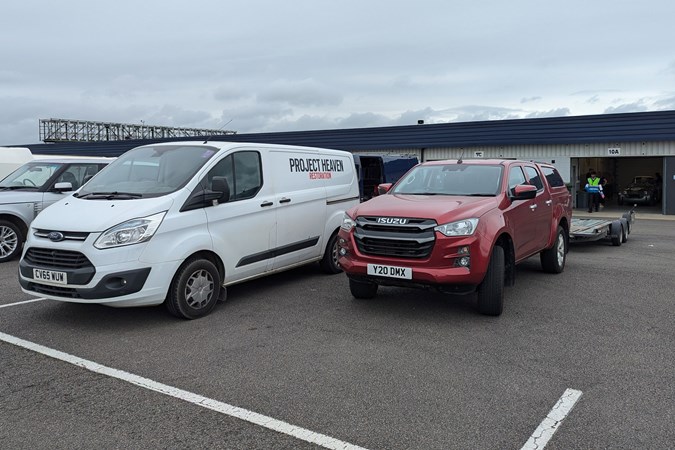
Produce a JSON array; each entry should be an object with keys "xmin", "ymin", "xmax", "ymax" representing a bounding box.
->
[
  {"xmin": 618, "ymin": 175, "xmax": 660, "ymax": 206},
  {"xmin": 0, "ymin": 157, "xmax": 112, "ymax": 263}
]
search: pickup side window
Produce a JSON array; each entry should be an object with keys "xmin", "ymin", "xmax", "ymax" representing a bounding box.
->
[
  {"xmin": 206, "ymin": 151, "xmax": 263, "ymax": 202},
  {"xmin": 542, "ymin": 166, "xmax": 565, "ymax": 187},
  {"xmin": 508, "ymin": 166, "xmax": 527, "ymax": 194},
  {"xmin": 524, "ymin": 166, "xmax": 544, "ymax": 191}
]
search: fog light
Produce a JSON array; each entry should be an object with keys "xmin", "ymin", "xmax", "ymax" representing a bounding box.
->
[
  {"xmin": 339, "ymin": 247, "xmax": 347, "ymax": 256},
  {"xmin": 457, "ymin": 256, "xmax": 470, "ymax": 267}
]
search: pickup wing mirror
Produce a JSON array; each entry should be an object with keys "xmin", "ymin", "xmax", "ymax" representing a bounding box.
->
[
  {"xmin": 376, "ymin": 183, "xmax": 393, "ymax": 195},
  {"xmin": 53, "ymin": 182, "xmax": 73, "ymax": 192},
  {"xmin": 511, "ymin": 184, "xmax": 537, "ymax": 200}
]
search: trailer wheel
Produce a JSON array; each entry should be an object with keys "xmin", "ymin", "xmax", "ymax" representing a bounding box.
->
[
  {"xmin": 166, "ymin": 258, "xmax": 221, "ymax": 319},
  {"xmin": 540, "ymin": 226, "xmax": 567, "ymax": 274},
  {"xmin": 610, "ymin": 220, "xmax": 623, "ymax": 247},
  {"xmin": 477, "ymin": 245, "xmax": 504, "ymax": 316},
  {"xmin": 319, "ymin": 231, "xmax": 342, "ymax": 274},
  {"xmin": 621, "ymin": 213, "xmax": 632, "ymax": 234},
  {"xmin": 349, "ymin": 278, "xmax": 378, "ymax": 299},
  {"xmin": 619, "ymin": 218, "xmax": 628, "ymax": 243}
]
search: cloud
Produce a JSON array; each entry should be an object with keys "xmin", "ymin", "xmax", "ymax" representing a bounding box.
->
[
  {"xmin": 525, "ymin": 108, "xmax": 571, "ymax": 118},
  {"xmin": 604, "ymin": 101, "xmax": 650, "ymax": 114},
  {"xmin": 520, "ymin": 96, "xmax": 541, "ymax": 104},
  {"xmin": 257, "ymin": 79, "xmax": 343, "ymax": 107}
]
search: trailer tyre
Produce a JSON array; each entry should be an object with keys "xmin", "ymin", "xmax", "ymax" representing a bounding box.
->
[
  {"xmin": 621, "ymin": 213, "xmax": 632, "ymax": 234},
  {"xmin": 319, "ymin": 231, "xmax": 342, "ymax": 274},
  {"xmin": 540, "ymin": 226, "xmax": 567, "ymax": 274},
  {"xmin": 0, "ymin": 220, "xmax": 23, "ymax": 263},
  {"xmin": 610, "ymin": 220, "xmax": 623, "ymax": 247},
  {"xmin": 477, "ymin": 245, "xmax": 504, "ymax": 316},
  {"xmin": 349, "ymin": 278, "xmax": 378, "ymax": 299},
  {"xmin": 619, "ymin": 218, "xmax": 628, "ymax": 243},
  {"xmin": 166, "ymin": 258, "xmax": 221, "ymax": 319}
]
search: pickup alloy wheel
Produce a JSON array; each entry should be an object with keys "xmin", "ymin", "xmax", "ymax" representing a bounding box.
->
[
  {"xmin": 540, "ymin": 226, "xmax": 567, "ymax": 274},
  {"xmin": 477, "ymin": 245, "xmax": 505, "ymax": 316},
  {"xmin": 0, "ymin": 220, "xmax": 22, "ymax": 263}
]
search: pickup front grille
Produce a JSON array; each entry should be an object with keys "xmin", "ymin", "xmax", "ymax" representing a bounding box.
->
[
  {"xmin": 354, "ymin": 217, "xmax": 436, "ymax": 258},
  {"xmin": 24, "ymin": 248, "xmax": 93, "ymax": 270}
]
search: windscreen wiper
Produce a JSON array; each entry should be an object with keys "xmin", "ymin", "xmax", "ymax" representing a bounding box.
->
[
  {"xmin": 0, "ymin": 185, "xmax": 39, "ymax": 191},
  {"xmin": 76, "ymin": 191, "xmax": 143, "ymax": 199}
]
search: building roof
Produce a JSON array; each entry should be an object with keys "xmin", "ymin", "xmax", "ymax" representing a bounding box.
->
[{"xmin": 19, "ymin": 109, "xmax": 675, "ymax": 158}]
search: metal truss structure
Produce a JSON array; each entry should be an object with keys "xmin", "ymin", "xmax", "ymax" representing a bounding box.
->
[{"xmin": 39, "ymin": 118, "xmax": 235, "ymax": 143}]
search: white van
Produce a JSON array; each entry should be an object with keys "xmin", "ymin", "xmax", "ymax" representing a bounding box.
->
[{"xmin": 19, "ymin": 141, "xmax": 359, "ymax": 319}]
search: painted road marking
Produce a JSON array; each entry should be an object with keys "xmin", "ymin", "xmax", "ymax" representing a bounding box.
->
[
  {"xmin": 521, "ymin": 388, "xmax": 583, "ymax": 449},
  {"xmin": 0, "ymin": 331, "xmax": 369, "ymax": 450},
  {"xmin": 0, "ymin": 298, "xmax": 46, "ymax": 309}
]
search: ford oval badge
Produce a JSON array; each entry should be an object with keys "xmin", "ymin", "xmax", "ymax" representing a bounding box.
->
[{"xmin": 48, "ymin": 231, "xmax": 65, "ymax": 242}]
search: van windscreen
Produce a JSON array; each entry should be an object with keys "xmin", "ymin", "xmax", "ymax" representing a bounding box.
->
[{"xmin": 78, "ymin": 145, "xmax": 218, "ymax": 199}]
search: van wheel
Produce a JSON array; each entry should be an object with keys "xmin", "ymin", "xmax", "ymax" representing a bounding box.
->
[
  {"xmin": 319, "ymin": 232, "xmax": 342, "ymax": 274},
  {"xmin": 540, "ymin": 226, "xmax": 567, "ymax": 274},
  {"xmin": 0, "ymin": 220, "xmax": 23, "ymax": 263},
  {"xmin": 476, "ymin": 246, "xmax": 504, "ymax": 316},
  {"xmin": 166, "ymin": 258, "xmax": 221, "ymax": 319},
  {"xmin": 349, "ymin": 278, "xmax": 378, "ymax": 299}
]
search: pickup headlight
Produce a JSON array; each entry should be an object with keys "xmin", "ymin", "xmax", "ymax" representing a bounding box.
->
[
  {"xmin": 341, "ymin": 213, "xmax": 356, "ymax": 232},
  {"xmin": 94, "ymin": 211, "xmax": 166, "ymax": 249},
  {"xmin": 434, "ymin": 218, "xmax": 479, "ymax": 236}
]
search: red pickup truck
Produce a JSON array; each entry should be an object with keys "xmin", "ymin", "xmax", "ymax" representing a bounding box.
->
[{"xmin": 337, "ymin": 158, "xmax": 572, "ymax": 316}]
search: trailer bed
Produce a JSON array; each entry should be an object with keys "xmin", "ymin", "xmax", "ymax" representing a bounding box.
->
[{"xmin": 569, "ymin": 210, "xmax": 635, "ymax": 245}]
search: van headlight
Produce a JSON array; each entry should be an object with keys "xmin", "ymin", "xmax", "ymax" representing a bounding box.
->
[
  {"xmin": 435, "ymin": 218, "xmax": 479, "ymax": 236},
  {"xmin": 341, "ymin": 213, "xmax": 356, "ymax": 231},
  {"xmin": 94, "ymin": 211, "xmax": 166, "ymax": 249}
]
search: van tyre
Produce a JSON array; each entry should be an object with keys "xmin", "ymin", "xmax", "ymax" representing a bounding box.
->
[
  {"xmin": 540, "ymin": 226, "xmax": 567, "ymax": 274},
  {"xmin": 166, "ymin": 258, "xmax": 221, "ymax": 319},
  {"xmin": 477, "ymin": 245, "xmax": 504, "ymax": 316},
  {"xmin": 319, "ymin": 232, "xmax": 342, "ymax": 274},
  {"xmin": 0, "ymin": 220, "xmax": 23, "ymax": 263},
  {"xmin": 349, "ymin": 278, "xmax": 378, "ymax": 299}
]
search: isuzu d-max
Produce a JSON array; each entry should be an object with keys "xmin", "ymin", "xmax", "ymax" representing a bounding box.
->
[{"xmin": 337, "ymin": 158, "xmax": 572, "ymax": 316}]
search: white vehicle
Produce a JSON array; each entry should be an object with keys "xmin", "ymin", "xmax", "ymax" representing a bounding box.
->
[
  {"xmin": 0, "ymin": 147, "xmax": 34, "ymax": 180},
  {"xmin": 0, "ymin": 157, "xmax": 112, "ymax": 262},
  {"xmin": 19, "ymin": 141, "xmax": 359, "ymax": 319}
]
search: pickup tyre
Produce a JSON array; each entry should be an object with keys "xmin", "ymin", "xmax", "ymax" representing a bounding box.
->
[
  {"xmin": 540, "ymin": 226, "xmax": 568, "ymax": 274},
  {"xmin": 477, "ymin": 245, "xmax": 505, "ymax": 316}
]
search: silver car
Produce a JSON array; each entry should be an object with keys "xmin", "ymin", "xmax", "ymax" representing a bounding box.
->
[{"xmin": 0, "ymin": 157, "xmax": 112, "ymax": 262}]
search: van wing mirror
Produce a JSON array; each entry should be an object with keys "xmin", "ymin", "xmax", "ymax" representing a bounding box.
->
[
  {"xmin": 511, "ymin": 184, "xmax": 537, "ymax": 200},
  {"xmin": 376, "ymin": 183, "xmax": 393, "ymax": 195},
  {"xmin": 211, "ymin": 176, "xmax": 230, "ymax": 203}
]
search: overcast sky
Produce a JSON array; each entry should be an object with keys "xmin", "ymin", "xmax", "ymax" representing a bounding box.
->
[{"xmin": 2, "ymin": 0, "xmax": 675, "ymax": 146}]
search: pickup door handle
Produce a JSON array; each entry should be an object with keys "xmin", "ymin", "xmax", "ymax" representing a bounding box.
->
[
  {"xmin": 545, "ymin": 200, "xmax": 553, "ymax": 206},
  {"xmin": 279, "ymin": 197, "xmax": 291, "ymax": 204},
  {"xmin": 529, "ymin": 204, "xmax": 538, "ymax": 210},
  {"xmin": 260, "ymin": 201, "xmax": 273, "ymax": 207}
]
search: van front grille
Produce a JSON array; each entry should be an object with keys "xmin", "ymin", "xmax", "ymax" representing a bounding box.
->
[{"xmin": 24, "ymin": 248, "xmax": 93, "ymax": 270}]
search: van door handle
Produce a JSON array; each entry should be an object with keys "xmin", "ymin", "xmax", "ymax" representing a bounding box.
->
[
  {"xmin": 260, "ymin": 201, "xmax": 273, "ymax": 207},
  {"xmin": 279, "ymin": 198, "xmax": 291, "ymax": 204}
]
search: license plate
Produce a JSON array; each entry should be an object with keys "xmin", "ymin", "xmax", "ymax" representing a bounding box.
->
[
  {"xmin": 33, "ymin": 268, "xmax": 67, "ymax": 285},
  {"xmin": 367, "ymin": 264, "xmax": 412, "ymax": 279}
]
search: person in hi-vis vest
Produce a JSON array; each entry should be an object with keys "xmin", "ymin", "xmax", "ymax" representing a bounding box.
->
[{"xmin": 585, "ymin": 170, "xmax": 604, "ymax": 213}]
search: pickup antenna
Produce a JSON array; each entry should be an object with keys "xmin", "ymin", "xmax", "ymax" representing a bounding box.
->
[
  {"xmin": 203, "ymin": 118, "xmax": 234, "ymax": 144},
  {"xmin": 457, "ymin": 149, "xmax": 465, "ymax": 164}
]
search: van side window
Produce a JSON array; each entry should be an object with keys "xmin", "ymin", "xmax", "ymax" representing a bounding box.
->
[
  {"xmin": 206, "ymin": 151, "xmax": 262, "ymax": 201},
  {"xmin": 524, "ymin": 166, "xmax": 544, "ymax": 191}
]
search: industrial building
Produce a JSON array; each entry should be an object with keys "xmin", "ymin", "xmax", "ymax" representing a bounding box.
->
[{"xmin": 14, "ymin": 110, "xmax": 675, "ymax": 215}]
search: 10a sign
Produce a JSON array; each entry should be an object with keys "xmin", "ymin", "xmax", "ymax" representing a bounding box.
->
[{"xmin": 607, "ymin": 147, "xmax": 621, "ymax": 156}]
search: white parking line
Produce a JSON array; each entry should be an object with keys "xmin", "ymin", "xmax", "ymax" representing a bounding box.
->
[
  {"xmin": 0, "ymin": 331, "xmax": 368, "ymax": 450},
  {"xmin": 0, "ymin": 297, "xmax": 46, "ymax": 309},
  {"xmin": 521, "ymin": 388, "xmax": 583, "ymax": 450}
]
